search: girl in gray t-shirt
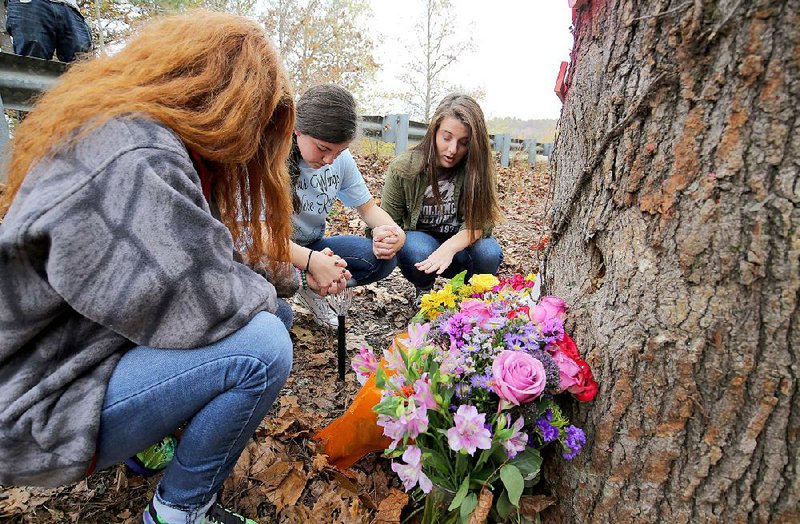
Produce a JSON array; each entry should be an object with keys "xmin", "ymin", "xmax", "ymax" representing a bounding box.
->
[{"xmin": 289, "ymin": 85, "xmax": 405, "ymax": 328}]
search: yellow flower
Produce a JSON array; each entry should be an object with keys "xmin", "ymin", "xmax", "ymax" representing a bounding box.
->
[
  {"xmin": 437, "ymin": 285, "xmax": 457, "ymax": 308},
  {"xmin": 469, "ymin": 274, "xmax": 500, "ymax": 293},
  {"xmin": 458, "ymin": 284, "xmax": 475, "ymax": 297},
  {"xmin": 420, "ymin": 293, "xmax": 438, "ymax": 311}
]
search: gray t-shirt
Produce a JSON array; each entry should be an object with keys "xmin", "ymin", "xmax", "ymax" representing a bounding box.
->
[
  {"xmin": 291, "ymin": 149, "xmax": 371, "ymax": 245},
  {"xmin": 417, "ymin": 174, "xmax": 460, "ymax": 235}
]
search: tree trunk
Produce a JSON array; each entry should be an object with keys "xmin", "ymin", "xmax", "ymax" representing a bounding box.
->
[{"xmin": 542, "ymin": 0, "xmax": 799, "ymax": 522}]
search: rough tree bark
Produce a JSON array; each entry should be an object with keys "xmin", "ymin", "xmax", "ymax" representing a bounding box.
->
[{"xmin": 541, "ymin": 0, "xmax": 798, "ymax": 522}]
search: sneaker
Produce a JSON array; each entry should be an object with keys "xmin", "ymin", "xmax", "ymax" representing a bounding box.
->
[
  {"xmin": 125, "ymin": 435, "xmax": 177, "ymax": 477},
  {"xmin": 296, "ymin": 287, "xmax": 337, "ymax": 329},
  {"xmin": 143, "ymin": 501, "xmax": 257, "ymax": 524}
]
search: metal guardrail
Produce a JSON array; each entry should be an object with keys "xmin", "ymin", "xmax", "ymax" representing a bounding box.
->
[
  {"xmin": 361, "ymin": 114, "xmax": 553, "ymax": 166},
  {"xmin": 0, "ymin": 52, "xmax": 68, "ymax": 180},
  {"xmin": 0, "ymin": 51, "xmax": 552, "ymax": 182}
]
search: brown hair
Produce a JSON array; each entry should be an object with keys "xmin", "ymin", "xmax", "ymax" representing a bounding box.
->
[
  {"xmin": 0, "ymin": 10, "xmax": 295, "ymax": 267},
  {"xmin": 288, "ymin": 84, "xmax": 358, "ymax": 212},
  {"xmin": 414, "ymin": 94, "xmax": 502, "ymax": 240}
]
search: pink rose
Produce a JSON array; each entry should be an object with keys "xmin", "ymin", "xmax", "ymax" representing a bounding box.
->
[
  {"xmin": 550, "ymin": 348, "xmax": 598, "ymax": 401},
  {"xmin": 550, "ymin": 349, "xmax": 581, "ymax": 391},
  {"xmin": 492, "ymin": 350, "xmax": 546, "ymax": 405},
  {"xmin": 530, "ymin": 296, "xmax": 567, "ymax": 324}
]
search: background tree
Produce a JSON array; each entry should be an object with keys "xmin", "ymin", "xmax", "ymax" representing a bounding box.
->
[
  {"xmin": 78, "ymin": 0, "xmax": 258, "ymax": 50},
  {"xmin": 542, "ymin": 0, "xmax": 798, "ymax": 522},
  {"xmin": 396, "ymin": 0, "xmax": 477, "ymax": 122},
  {"xmin": 261, "ymin": 0, "xmax": 378, "ymax": 98}
]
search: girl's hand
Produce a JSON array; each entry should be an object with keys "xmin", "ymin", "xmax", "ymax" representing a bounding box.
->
[
  {"xmin": 308, "ymin": 248, "xmax": 351, "ymax": 293},
  {"xmin": 372, "ymin": 225, "xmax": 405, "ymax": 259},
  {"xmin": 415, "ymin": 245, "xmax": 455, "ymax": 275}
]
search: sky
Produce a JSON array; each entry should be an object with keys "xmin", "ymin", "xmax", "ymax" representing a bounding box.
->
[{"xmin": 366, "ymin": 0, "xmax": 574, "ymax": 121}]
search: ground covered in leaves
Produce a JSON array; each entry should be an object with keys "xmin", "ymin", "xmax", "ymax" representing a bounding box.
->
[{"xmin": 0, "ymin": 153, "xmax": 551, "ymax": 524}]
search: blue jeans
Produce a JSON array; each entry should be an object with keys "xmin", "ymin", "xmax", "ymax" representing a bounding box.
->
[
  {"xmin": 5, "ymin": 0, "xmax": 92, "ymax": 62},
  {"xmin": 396, "ymin": 231, "xmax": 503, "ymax": 289},
  {"xmin": 95, "ymin": 310, "xmax": 293, "ymax": 515},
  {"xmin": 305, "ymin": 235, "xmax": 397, "ymax": 286}
]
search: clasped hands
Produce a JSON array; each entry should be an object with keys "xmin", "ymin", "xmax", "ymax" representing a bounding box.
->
[
  {"xmin": 372, "ymin": 224, "xmax": 405, "ymax": 260},
  {"xmin": 306, "ymin": 247, "xmax": 350, "ymax": 297}
]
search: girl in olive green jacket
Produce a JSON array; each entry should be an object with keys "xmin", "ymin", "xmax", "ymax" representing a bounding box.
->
[{"xmin": 380, "ymin": 94, "xmax": 504, "ymax": 304}]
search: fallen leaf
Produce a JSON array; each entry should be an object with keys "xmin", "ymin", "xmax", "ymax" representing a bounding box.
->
[
  {"xmin": 278, "ymin": 504, "xmax": 315, "ymax": 523},
  {"xmin": 1, "ymin": 487, "xmax": 31, "ymax": 513},
  {"xmin": 256, "ymin": 461, "xmax": 307, "ymax": 512},
  {"xmin": 467, "ymin": 487, "xmax": 493, "ymax": 524},
  {"xmin": 372, "ymin": 488, "xmax": 408, "ymax": 523}
]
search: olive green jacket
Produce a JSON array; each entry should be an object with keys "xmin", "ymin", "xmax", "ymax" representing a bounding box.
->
[{"xmin": 379, "ymin": 150, "xmax": 493, "ymax": 238}]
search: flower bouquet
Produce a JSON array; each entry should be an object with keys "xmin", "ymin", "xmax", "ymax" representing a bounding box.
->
[{"xmin": 352, "ymin": 272, "xmax": 598, "ymax": 523}]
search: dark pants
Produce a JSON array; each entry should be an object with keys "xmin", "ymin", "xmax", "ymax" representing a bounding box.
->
[
  {"xmin": 397, "ymin": 230, "xmax": 503, "ymax": 290},
  {"xmin": 6, "ymin": 0, "xmax": 92, "ymax": 62}
]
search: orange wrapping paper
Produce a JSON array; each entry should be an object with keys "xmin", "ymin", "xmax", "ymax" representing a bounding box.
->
[{"xmin": 314, "ymin": 361, "xmax": 391, "ymax": 470}]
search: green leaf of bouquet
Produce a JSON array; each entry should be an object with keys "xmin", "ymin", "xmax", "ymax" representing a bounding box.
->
[
  {"xmin": 495, "ymin": 489, "xmax": 514, "ymax": 519},
  {"xmin": 500, "ymin": 464, "xmax": 524, "ymax": 507},
  {"xmin": 459, "ymin": 492, "xmax": 478, "ymax": 520},
  {"xmin": 475, "ymin": 444, "xmax": 496, "ymax": 469},
  {"xmin": 372, "ymin": 397, "xmax": 401, "ymax": 416},
  {"xmin": 428, "ymin": 449, "xmax": 452, "ymax": 477},
  {"xmin": 495, "ymin": 428, "xmax": 513, "ymax": 441},
  {"xmin": 450, "ymin": 270, "xmax": 467, "ymax": 291},
  {"xmin": 375, "ymin": 366, "xmax": 387, "ymax": 389},
  {"xmin": 508, "ymin": 448, "xmax": 543, "ymax": 480},
  {"xmin": 448, "ymin": 476, "xmax": 471, "ymax": 511}
]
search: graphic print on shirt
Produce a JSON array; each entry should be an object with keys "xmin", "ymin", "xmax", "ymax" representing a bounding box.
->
[
  {"xmin": 417, "ymin": 177, "xmax": 459, "ymax": 234},
  {"xmin": 291, "ymin": 151, "xmax": 372, "ymax": 245},
  {"xmin": 296, "ymin": 166, "xmax": 342, "ymax": 215}
]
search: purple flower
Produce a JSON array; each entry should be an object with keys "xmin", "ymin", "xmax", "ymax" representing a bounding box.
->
[
  {"xmin": 469, "ymin": 373, "xmax": 495, "ymax": 393},
  {"xmin": 535, "ymin": 410, "xmax": 559, "ymax": 443},
  {"xmin": 504, "ymin": 415, "xmax": 529, "ymax": 458},
  {"xmin": 377, "ymin": 415, "xmax": 406, "ymax": 450},
  {"xmin": 504, "ymin": 332, "xmax": 525, "ymax": 352},
  {"xmin": 407, "ymin": 322, "xmax": 431, "ymax": 347},
  {"xmin": 562, "ymin": 425, "xmax": 586, "ymax": 460},
  {"xmin": 391, "ymin": 446, "xmax": 433, "ymax": 493},
  {"xmin": 384, "ymin": 339, "xmax": 408, "ymax": 375},
  {"xmin": 454, "ymin": 382, "xmax": 472, "ymax": 399},
  {"xmin": 438, "ymin": 346, "xmax": 465, "ymax": 376},
  {"xmin": 540, "ymin": 317, "xmax": 565, "ymax": 345},
  {"xmin": 528, "ymin": 349, "xmax": 561, "ymax": 390},
  {"xmin": 377, "ymin": 401, "xmax": 429, "ymax": 450},
  {"xmin": 351, "ymin": 344, "xmax": 379, "ymax": 385},
  {"xmin": 446, "ymin": 405, "xmax": 492, "ymax": 455},
  {"xmin": 412, "ymin": 374, "xmax": 438, "ymax": 411}
]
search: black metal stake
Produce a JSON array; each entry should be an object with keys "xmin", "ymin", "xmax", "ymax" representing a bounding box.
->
[{"xmin": 337, "ymin": 314, "xmax": 346, "ymax": 381}]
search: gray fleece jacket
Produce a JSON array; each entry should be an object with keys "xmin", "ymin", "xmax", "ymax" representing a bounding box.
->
[{"xmin": 0, "ymin": 117, "xmax": 281, "ymax": 487}]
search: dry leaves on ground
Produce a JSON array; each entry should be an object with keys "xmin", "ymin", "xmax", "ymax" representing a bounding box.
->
[{"xmin": 0, "ymin": 155, "xmax": 551, "ymax": 523}]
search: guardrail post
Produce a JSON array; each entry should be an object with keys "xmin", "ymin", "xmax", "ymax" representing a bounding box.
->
[
  {"xmin": 523, "ymin": 139, "xmax": 538, "ymax": 164},
  {"xmin": 382, "ymin": 114, "xmax": 409, "ymax": 155},
  {"xmin": 0, "ymin": 95, "xmax": 9, "ymax": 182},
  {"xmin": 543, "ymin": 143, "xmax": 554, "ymax": 157},
  {"xmin": 494, "ymin": 133, "xmax": 511, "ymax": 167}
]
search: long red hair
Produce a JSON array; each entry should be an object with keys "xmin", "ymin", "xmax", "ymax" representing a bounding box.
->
[{"xmin": 0, "ymin": 10, "xmax": 295, "ymax": 267}]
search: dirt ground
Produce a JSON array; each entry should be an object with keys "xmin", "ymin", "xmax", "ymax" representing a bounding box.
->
[{"xmin": 0, "ymin": 152, "xmax": 551, "ymax": 523}]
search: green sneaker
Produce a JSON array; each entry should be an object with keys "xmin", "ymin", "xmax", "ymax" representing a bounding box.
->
[
  {"xmin": 125, "ymin": 435, "xmax": 177, "ymax": 476},
  {"xmin": 142, "ymin": 501, "xmax": 258, "ymax": 524}
]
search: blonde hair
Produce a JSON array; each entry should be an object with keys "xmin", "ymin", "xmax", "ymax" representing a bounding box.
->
[{"xmin": 0, "ymin": 10, "xmax": 296, "ymax": 266}]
